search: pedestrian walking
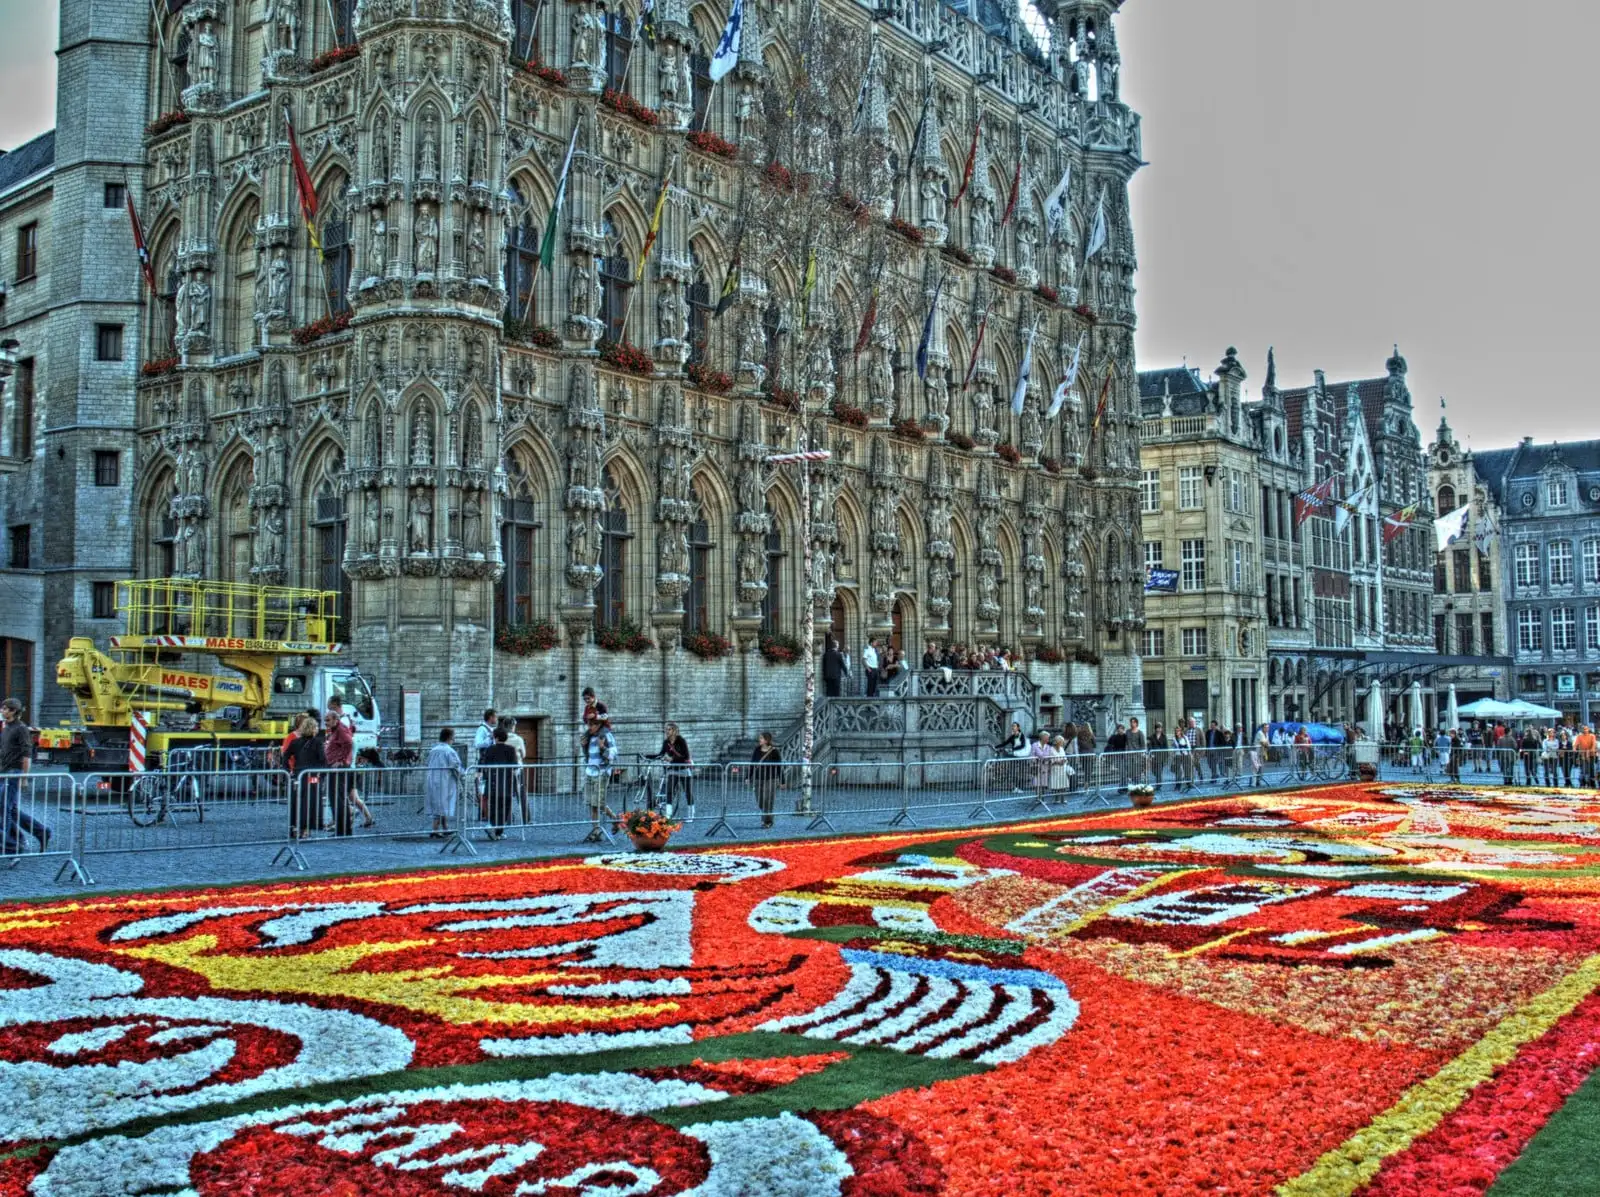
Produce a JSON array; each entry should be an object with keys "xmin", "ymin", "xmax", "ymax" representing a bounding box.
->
[
  {"xmin": 994, "ymin": 721, "xmax": 1029, "ymax": 793},
  {"xmin": 1148, "ymin": 722, "xmax": 1169, "ymax": 789},
  {"xmin": 1126, "ymin": 717, "xmax": 1148, "ymax": 785},
  {"xmin": 822, "ymin": 635, "xmax": 847, "ymax": 699},
  {"xmin": 323, "ymin": 698, "xmax": 355, "ymax": 836},
  {"xmin": 863, "ymin": 638, "xmax": 882, "ymax": 697},
  {"xmin": 1171, "ymin": 723, "xmax": 1194, "ymax": 791},
  {"xmin": 0, "ymin": 698, "xmax": 46, "ymax": 854},
  {"xmin": 1575, "ymin": 725, "xmax": 1598, "ymax": 789},
  {"xmin": 1252, "ymin": 723, "xmax": 1270, "ymax": 788},
  {"xmin": 349, "ymin": 745, "xmax": 380, "ymax": 828},
  {"xmin": 649, "ymin": 721, "xmax": 695, "ymax": 818},
  {"xmin": 582, "ymin": 715, "xmax": 618, "ymax": 840},
  {"xmin": 750, "ymin": 731, "xmax": 782, "ymax": 828},
  {"xmin": 424, "ymin": 727, "xmax": 463, "ymax": 839},
  {"xmin": 478, "ymin": 727, "xmax": 518, "ymax": 839}
]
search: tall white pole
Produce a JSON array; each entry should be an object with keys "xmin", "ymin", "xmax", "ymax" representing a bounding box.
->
[{"xmin": 799, "ymin": 432, "xmax": 814, "ymax": 812}]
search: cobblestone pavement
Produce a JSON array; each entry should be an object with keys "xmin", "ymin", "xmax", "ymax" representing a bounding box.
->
[{"xmin": 0, "ymin": 757, "xmax": 1576, "ymax": 901}]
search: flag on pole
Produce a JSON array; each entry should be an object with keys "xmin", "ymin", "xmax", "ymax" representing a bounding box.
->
[
  {"xmin": 285, "ymin": 107, "xmax": 321, "ymax": 253},
  {"xmin": 1433, "ymin": 504, "xmax": 1471, "ymax": 552},
  {"xmin": 1043, "ymin": 160, "xmax": 1072, "ymax": 239},
  {"xmin": 1000, "ymin": 129, "xmax": 1025, "ymax": 228},
  {"xmin": 1010, "ymin": 319, "xmax": 1038, "ymax": 417},
  {"xmin": 1144, "ymin": 569, "xmax": 1179, "ymax": 594},
  {"xmin": 635, "ymin": 161, "xmax": 673, "ymax": 282},
  {"xmin": 799, "ymin": 246, "xmax": 818, "ymax": 328},
  {"xmin": 1046, "ymin": 333, "xmax": 1084, "ymax": 419},
  {"xmin": 1084, "ymin": 193, "xmax": 1107, "ymax": 260},
  {"xmin": 1472, "ymin": 514, "xmax": 1497, "ymax": 556},
  {"xmin": 951, "ymin": 112, "xmax": 982, "ymax": 209},
  {"xmin": 961, "ymin": 297, "xmax": 993, "ymax": 391},
  {"xmin": 915, "ymin": 275, "xmax": 945, "ymax": 381},
  {"xmin": 853, "ymin": 285, "xmax": 879, "ymax": 356},
  {"xmin": 714, "ymin": 252, "xmax": 741, "ymax": 317},
  {"xmin": 1090, "ymin": 363, "xmax": 1113, "ymax": 434},
  {"xmin": 1333, "ymin": 484, "xmax": 1368, "ymax": 538},
  {"xmin": 125, "ymin": 184, "xmax": 156, "ymax": 294},
  {"xmin": 636, "ymin": 0, "xmax": 656, "ymax": 44},
  {"xmin": 539, "ymin": 125, "xmax": 580, "ymax": 271},
  {"xmin": 1293, "ymin": 476, "xmax": 1338, "ymax": 526},
  {"xmin": 709, "ymin": 0, "xmax": 744, "ymax": 82},
  {"xmin": 1383, "ymin": 502, "xmax": 1421, "ymax": 545}
]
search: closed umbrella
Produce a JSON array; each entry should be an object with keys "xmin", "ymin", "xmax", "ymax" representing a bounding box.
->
[
  {"xmin": 1447, "ymin": 684, "xmax": 1460, "ymax": 732},
  {"xmin": 1366, "ymin": 681, "xmax": 1384, "ymax": 740},
  {"xmin": 1410, "ymin": 681, "xmax": 1424, "ymax": 733}
]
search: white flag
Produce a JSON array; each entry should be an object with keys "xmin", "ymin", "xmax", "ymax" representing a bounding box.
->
[
  {"xmin": 1333, "ymin": 484, "xmax": 1368, "ymax": 538},
  {"xmin": 1473, "ymin": 516, "xmax": 1497, "ymax": 555},
  {"xmin": 709, "ymin": 0, "xmax": 744, "ymax": 82},
  {"xmin": 1043, "ymin": 161, "xmax": 1072, "ymax": 240},
  {"xmin": 1434, "ymin": 504, "xmax": 1471, "ymax": 552},
  {"xmin": 1084, "ymin": 194, "xmax": 1107, "ymax": 260},
  {"xmin": 1046, "ymin": 333, "xmax": 1084, "ymax": 419},
  {"xmin": 1010, "ymin": 320, "xmax": 1037, "ymax": 417}
]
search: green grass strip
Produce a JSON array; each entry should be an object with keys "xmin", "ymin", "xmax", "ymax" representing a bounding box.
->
[{"xmin": 1490, "ymin": 1064, "xmax": 1600, "ymax": 1197}]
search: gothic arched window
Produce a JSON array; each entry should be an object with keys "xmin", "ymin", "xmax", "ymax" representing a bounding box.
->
[
  {"xmin": 761, "ymin": 299, "xmax": 784, "ymax": 388},
  {"xmin": 510, "ymin": 0, "xmax": 542, "ymax": 62},
  {"xmin": 498, "ymin": 453, "xmax": 546, "ymax": 629},
  {"xmin": 601, "ymin": 7, "xmax": 634, "ymax": 94},
  {"xmin": 1436, "ymin": 484, "xmax": 1456, "ymax": 515},
  {"xmin": 310, "ymin": 464, "xmax": 349, "ymax": 640},
  {"xmin": 225, "ymin": 201, "xmax": 260, "ymax": 355},
  {"xmin": 142, "ymin": 469, "xmax": 176, "ymax": 579},
  {"xmin": 690, "ymin": 49, "xmax": 713, "ymax": 131},
  {"xmin": 320, "ymin": 199, "xmax": 352, "ymax": 316},
  {"xmin": 760, "ymin": 527, "xmax": 785, "ymax": 636},
  {"xmin": 685, "ymin": 483, "xmax": 714, "ymax": 635},
  {"xmin": 599, "ymin": 214, "xmax": 632, "ymax": 344},
  {"xmin": 686, "ymin": 246, "xmax": 712, "ymax": 364},
  {"xmin": 219, "ymin": 461, "xmax": 254, "ymax": 583},
  {"xmin": 595, "ymin": 468, "xmax": 631, "ymax": 631},
  {"xmin": 505, "ymin": 187, "xmax": 541, "ymax": 323}
]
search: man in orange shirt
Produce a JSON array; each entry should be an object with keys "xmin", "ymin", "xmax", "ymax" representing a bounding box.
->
[{"xmin": 1574, "ymin": 725, "xmax": 1597, "ymax": 790}]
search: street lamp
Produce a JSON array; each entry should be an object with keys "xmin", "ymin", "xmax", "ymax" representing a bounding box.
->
[{"xmin": 763, "ymin": 447, "xmax": 831, "ymax": 817}]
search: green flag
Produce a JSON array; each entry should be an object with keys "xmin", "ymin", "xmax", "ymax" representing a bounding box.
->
[{"xmin": 539, "ymin": 126, "xmax": 580, "ymax": 272}]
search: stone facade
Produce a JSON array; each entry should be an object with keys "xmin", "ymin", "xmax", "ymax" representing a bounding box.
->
[
  {"xmin": 79, "ymin": 0, "xmax": 1147, "ymax": 757},
  {"xmin": 0, "ymin": 0, "xmax": 152, "ymax": 724},
  {"xmin": 1470, "ymin": 437, "xmax": 1600, "ymax": 725},
  {"xmin": 1425, "ymin": 411, "xmax": 1508, "ymax": 711}
]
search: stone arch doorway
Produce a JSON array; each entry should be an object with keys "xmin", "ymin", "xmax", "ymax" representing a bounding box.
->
[{"xmin": 891, "ymin": 594, "xmax": 917, "ymax": 659}]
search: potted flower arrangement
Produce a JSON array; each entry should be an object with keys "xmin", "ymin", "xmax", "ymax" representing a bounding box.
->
[
  {"xmin": 290, "ymin": 311, "xmax": 353, "ymax": 345},
  {"xmin": 995, "ymin": 442, "xmax": 1022, "ymax": 464},
  {"xmin": 596, "ymin": 616, "xmax": 655, "ymax": 654},
  {"xmin": 1073, "ymin": 304, "xmax": 1098, "ymax": 323},
  {"xmin": 1128, "ymin": 784, "xmax": 1156, "ymax": 810},
  {"xmin": 1040, "ymin": 455, "xmax": 1063, "ymax": 474},
  {"xmin": 831, "ymin": 403, "xmax": 870, "ymax": 429},
  {"xmin": 617, "ymin": 807, "xmax": 681, "ymax": 852},
  {"xmin": 946, "ymin": 431, "xmax": 975, "ymax": 451},
  {"xmin": 686, "ymin": 360, "xmax": 733, "ymax": 394},
  {"xmin": 598, "ymin": 338, "xmax": 654, "ymax": 376},
  {"xmin": 763, "ymin": 161, "xmax": 795, "ymax": 191},
  {"xmin": 307, "ymin": 42, "xmax": 362, "ymax": 73},
  {"xmin": 831, "ymin": 191, "xmax": 870, "ymax": 225},
  {"xmin": 941, "ymin": 243, "xmax": 974, "ymax": 266},
  {"xmin": 1033, "ymin": 645, "xmax": 1065, "ymax": 665},
  {"xmin": 989, "ymin": 265, "xmax": 1017, "ymax": 284},
  {"xmin": 600, "ymin": 88, "xmax": 660, "ymax": 126},
  {"xmin": 517, "ymin": 56, "xmax": 569, "ymax": 87},
  {"xmin": 759, "ymin": 631, "xmax": 801, "ymax": 664},
  {"xmin": 146, "ymin": 110, "xmax": 189, "ymax": 138},
  {"xmin": 1034, "ymin": 283, "xmax": 1060, "ymax": 305},
  {"xmin": 683, "ymin": 630, "xmax": 733, "ymax": 660},
  {"xmin": 764, "ymin": 385, "xmax": 801, "ymax": 411},
  {"xmin": 892, "ymin": 419, "xmax": 926, "ymax": 442},
  {"xmin": 887, "ymin": 216, "xmax": 924, "ymax": 244},
  {"xmin": 687, "ymin": 129, "xmax": 738, "ymax": 159},
  {"xmin": 140, "ymin": 356, "xmax": 179, "ymax": 379},
  {"xmin": 496, "ymin": 620, "xmax": 560, "ymax": 655}
]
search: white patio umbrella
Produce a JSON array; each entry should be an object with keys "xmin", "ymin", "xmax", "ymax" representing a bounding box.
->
[
  {"xmin": 1409, "ymin": 681, "xmax": 1424, "ymax": 732},
  {"xmin": 1366, "ymin": 680, "xmax": 1384, "ymax": 739},
  {"xmin": 1447, "ymin": 684, "xmax": 1460, "ymax": 732}
]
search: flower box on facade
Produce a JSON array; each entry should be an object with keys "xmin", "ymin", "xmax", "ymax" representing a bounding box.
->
[
  {"xmin": 892, "ymin": 419, "xmax": 926, "ymax": 442},
  {"xmin": 146, "ymin": 110, "xmax": 189, "ymax": 138},
  {"xmin": 763, "ymin": 161, "xmax": 795, "ymax": 192},
  {"xmin": 687, "ymin": 129, "xmax": 738, "ymax": 159},
  {"xmin": 601, "ymin": 88, "xmax": 660, "ymax": 126},
  {"xmin": 597, "ymin": 616, "xmax": 655, "ymax": 654},
  {"xmin": 946, "ymin": 431, "xmax": 975, "ymax": 451},
  {"xmin": 1034, "ymin": 283, "xmax": 1060, "ymax": 304},
  {"xmin": 1073, "ymin": 304, "xmax": 1098, "ymax": 323},
  {"xmin": 759, "ymin": 631, "xmax": 802, "ymax": 664},
  {"xmin": 989, "ymin": 265, "xmax": 1017, "ymax": 284},
  {"xmin": 496, "ymin": 620, "xmax": 560, "ymax": 655},
  {"xmin": 995, "ymin": 442, "xmax": 1022, "ymax": 464},
  {"xmin": 140, "ymin": 356, "xmax": 179, "ymax": 379},
  {"xmin": 598, "ymin": 338, "xmax": 654, "ymax": 376},
  {"xmin": 307, "ymin": 43, "xmax": 362, "ymax": 74},
  {"xmin": 683, "ymin": 631, "xmax": 734, "ymax": 660},
  {"xmin": 515, "ymin": 56, "xmax": 569, "ymax": 87},
  {"xmin": 686, "ymin": 361, "xmax": 733, "ymax": 394},
  {"xmin": 887, "ymin": 216, "xmax": 924, "ymax": 245},
  {"xmin": 1041, "ymin": 455, "xmax": 1063, "ymax": 474},
  {"xmin": 831, "ymin": 404, "xmax": 869, "ymax": 429},
  {"xmin": 289, "ymin": 310, "xmax": 352, "ymax": 345},
  {"xmin": 941, "ymin": 244, "xmax": 974, "ymax": 266},
  {"xmin": 763, "ymin": 386, "xmax": 802, "ymax": 411}
]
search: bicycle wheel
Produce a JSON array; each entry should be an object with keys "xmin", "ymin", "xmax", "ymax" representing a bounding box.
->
[{"xmin": 126, "ymin": 776, "xmax": 168, "ymax": 826}]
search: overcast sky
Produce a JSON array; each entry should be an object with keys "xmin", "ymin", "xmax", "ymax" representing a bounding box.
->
[{"xmin": 2, "ymin": 0, "xmax": 1595, "ymax": 452}]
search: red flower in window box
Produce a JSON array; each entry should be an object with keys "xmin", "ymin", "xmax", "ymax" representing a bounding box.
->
[
  {"xmin": 830, "ymin": 191, "xmax": 870, "ymax": 226},
  {"xmin": 995, "ymin": 442, "xmax": 1022, "ymax": 464},
  {"xmin": 989, "ymin": 265, "xmax": 1017, "ymax": 284},
  {"xmin": 759, "ymin": 631, "xmax": 802, "ymax": 664},
  {"xmin": 596, "ymin": 615, "xmax": 655, "ymax": 654},
  {"xmin": 1034, "ymin": 283, "xmax": 1059, "ymax": 304},
  {"xmin": 687, "ymin": 129, "xmax": 738, "ymax": 160},
  {"xmin": 762, "ymin": 161, "xmax": 795, "ymax": 192},
  {"xmin": 289, "ymin": 310, "xmax": 352, "ymax": 345},
  {"xmin": 946, "ymin": 431, "xmax": 975, "ymax": 450},
  {"xmin": 597, "ymin": 338, "xmax": 655, "ymax": 376},
  {"xmin": 1073, "ymin": 303, "xmax": 1098, "ymax": 323},
  {"xmin": 146, "ymin": 110, "xmax": 189, "ymax": 137},
  {"xmin": 686, "ymin": 360, "xmax": 733, "ymax": 394},
  {"xmin": 503, "ymin": 317, "xmax": 561, "ymax": 349},
  {"xmin": 140, "ymin": 356, "xmax": 179, "ymax": 379},
  {"xmin": 495, "ymin": 619, "xmax": 560, "ymax": 655},
  {"xmin": 600, "ymin": 88, "xmax": 660, "ymax": 126},
  {"xmin": 763, "ymin": 386, "xmax": 801, "ymax": 412},
  {"xmin": 941, "ymin": 243, "xmax": 974, "ymax": 266},
  {"xmin": 887, "ymin": 216, "xmax": 924, "ymax": 244},
  {"xmin": 1033, "ymin": 644, "xmax": 1065, "ymax": 664},
  {"xmin": 1041, "ymin": 455, "xmax": 1063, "ymax": 474},
  {"xmin": 515, "ymin": 55, "xmax": 569, "ymax": 88},
  {"xmin": 892, "ymin": 419, "xmax": 926, "ymax": 442},
  {"xmin": 830, "ymin": 404, "xmax": 870, "ymax": 429},
  {"xmin": 683, "ymin": 630, "xmax": 734, "ymax": 660},
  {"xmin": 306, "ymin": 43, "xmax": 361, "ymax": 74}
]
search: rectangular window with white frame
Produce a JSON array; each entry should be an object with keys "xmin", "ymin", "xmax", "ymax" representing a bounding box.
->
[
  {"xmin": 1230, "ymin": 541, "xmax": 1244, "ymax": 590},
  {"xmin": 1140, "ymin": 469, "xmax": 1161, "ymax": 514},
  {"xmin": 1178, "ymin": 466, "xmax": 1203, "ymax": 511},
  {"xmin": 1516, "ymin": 608, "xmax": 1543, "ymax": 654},
  {"xmin": 1585, "ymin": 538, "xmax": 1600, "ymax": 586},
  {"xmin": 1551, "ymin": 606, "xmax": 1576, "ymax": 651},
  {"xmin": 1181, "ymin": 626, "xmax": 1208, "ymax": 657},
  {"xmin": 1547, "ymin": 478, "xmax": 1569, "ymax": 508},
  {"xmin": 1141, "ymin": 628, "xmax": 1165, "ymax": 658},
  {"xmin": 1587, "ymin": 606, "xmax": 1600, "ymax": 653},
  {"xmin": 1181, "ymin": 538, "xmax": 1206, "ymax": 590},
  {"xmin": 1228, "ymin": 468, "xmax": 1243, "ymax": 514},
  {"xmin": 1514, "ymin": 543, "xmax": 1540, "ymax": 589},
  {"xmin": 1549, "ymin": 541, "xmax": 1574, "ymax": 586},
  {"xmin": 1143, "ymin": 541, "xmax": 1163, "ymax": 572}
]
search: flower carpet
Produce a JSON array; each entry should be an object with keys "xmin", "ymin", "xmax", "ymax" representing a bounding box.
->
[{"xmin": 0, "ymin": 782, "xmax": 1597, "ymax": 1195}]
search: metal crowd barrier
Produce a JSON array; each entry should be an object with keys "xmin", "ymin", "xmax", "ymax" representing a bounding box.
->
[
  {"xmin": 78, "ymin": 768, "xmax": 290, "ymax": 872},
  {"xmin": 0, "ymin": 772, "xmax": 84, "ymax": 884}
]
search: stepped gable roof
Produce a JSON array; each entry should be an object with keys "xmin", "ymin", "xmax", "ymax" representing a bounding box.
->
[
  {"xmin": 1275, "ymin": 376, "xmax": 1388, "ymax": 443},
  {"xmin": 0, "ymin": 131, "xmax": 55, "ymax": 194}
]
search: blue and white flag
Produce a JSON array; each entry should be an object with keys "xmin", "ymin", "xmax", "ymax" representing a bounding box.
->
[
  {"xmin": 1145, "ymin": 569, "xmax": 1179, "ymax": 594},
  {"xmin": 1010, "ymin": 319, "xmax": 1038, "ymax": 417},
  {"xmin": 1046, "ymin": 332, "xmax": 1084, "ymax": 419},
  {"xmin": 709, "ymin": 0, "xmax": 743, "ymax": 82},
  {"xmin": 915, "ymin": 275, "xmax": 944, "ymax": 381},
  {"xmin": 1433, "ymin": 504, "xmax": 1470, "ymax": 552},
  {"xmin": 1473, "ymin": 515, "xmax": 1497, "ymax": 555},
  {"xmin": 1043, "ymin": 161, "xmax": 1072, "ymax": 240},
  {"xmin": 1084, "ymin": 193, "xmax": 1107, "ymax": 260}
]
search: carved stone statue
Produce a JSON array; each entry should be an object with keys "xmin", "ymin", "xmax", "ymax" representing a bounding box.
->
[
  {"xmin": 660, "ymin": 527, "xmax": 689, "ymax": 579},
  {"xmin": 1023, "ymin": 572, "xmax": 1042, "ymax": 617},
  {"xmin": 467, "ymin": 212, "xmax": 487, "ymax": 277},
  {"xmin": 369, "ymin": 210, "xmax": 387, "ymax": 277},
  {"xmin": 261, "ymin": 509, "xmax": 286, "ymax": 567},
  {"xmin": 870, "ymin": 488, "xmax": 896, "ymax": 542},
  {"xmin": 978, "ymin": 568, "xmax": 998, "ymax": 615},
  {"xmin": 737, "ymin": 537, "xmax": 766, "ymax": 588},
  {"xmin": 267, "ymin": 250, "xmax": 291, "ymax": 317},
  {"xmin": 569, "ymin": 258, "xmax": 594, "ymax": 318},
  {"xmin": 461, "ymin": 411, "xmax": 483, "ymax": 467},
  {"xmin": 363, "ymin": 491, "xmax": 381, "ymax": 552},
  {"xmin": 407, "ymin": 488, "xmax": 432, "ymax": 552},
  {"xmin": 658, "ymin": 43, "xmax": 682, "ymax": 104},
  {"xmin": 870, "ymin": 552, "xmax": 896, "ymax": 603},
  {"xmin": 1057, "ymin": 238, "xmax": 1077, "ymax": 298},
  {"xmin": 737, "ymin": 462, "xmax": 762, "ymax": 516},
  {"xmin": 192, "ymin": 22, "xmax": 219, "ymax": 89},
  {"xmin": 187, "ymin": 277, "xmax": 210, "ymax": 336},
  {"xmin": 263, "ymin": 429, "xmax": 286, "ymax": 488},
  {"xmin": 371, "ymin": 129, "xmax": 389, "ymax": 183},
  {"xmin": 919, "ymin": 173, "xmax": 946, "ymax": 227},
  {"xmin": 971, "ymin": 195, "xmax": 994, "ymax": 252},
  {"xmin": 462, "ymin": 494, "xmax": 483, "ymax": 550},
  {"xmin": 571, "ymin": 6, "xmax": 599, "ymax": 67},
  {"xmin": 174, "ymin": 277, "xmax": 192, "ymax": 339},
  {"xmin": 414, "ymin": 203, "xmax": 439, "ymax": 273},
  {"xmin": 867, "ymin": 340, "xmax": 894, "ymax": 420},
  {"xmin": 411, "ymin": 408, "xmax": 433, "ymax": 466},
  {"xmin": 657, "ymin": 284, "xmax": 686, "ymax": 344},
  {"xmin": 184, "ymin": 449, "xmax": 206, "ymax": 499},
  {"xmin": 929, "ymin": 559, "xmax": 951, "ymax": 603},
  {"xmin": 264, "ymin": 0, "xmax": 298, "ymax": 54},
  {"xmin": 179, "ymin": 521, "xmax": 202, "ymax": 575}
]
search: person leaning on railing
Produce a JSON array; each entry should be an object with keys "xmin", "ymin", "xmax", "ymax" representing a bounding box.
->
[
  {"xmin": 1574, "ymin": 725, "xmax": 1597, "ymax": 789},
  {"xmin": 994, "ymin": 721, "xmax": 1029, "ymax": 794}
]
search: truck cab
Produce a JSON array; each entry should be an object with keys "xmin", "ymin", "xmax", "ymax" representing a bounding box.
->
[{"xmin": 270, "ymin": 667, "xmax": 381, "ymax": 752}]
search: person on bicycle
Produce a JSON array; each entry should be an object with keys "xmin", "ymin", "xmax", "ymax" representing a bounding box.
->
[{"xmin": 648, "ymin": 722, "xmax": 695, "ymax": 818}]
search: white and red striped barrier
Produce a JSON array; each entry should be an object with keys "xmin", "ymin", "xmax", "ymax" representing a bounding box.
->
[
  {"xmin": 128, "ymin": 711, "xmax": 149, "ymax": 773},
  {"xmin": 762, "ymin": 450, "xmax": 832, "ymax": 465}
]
